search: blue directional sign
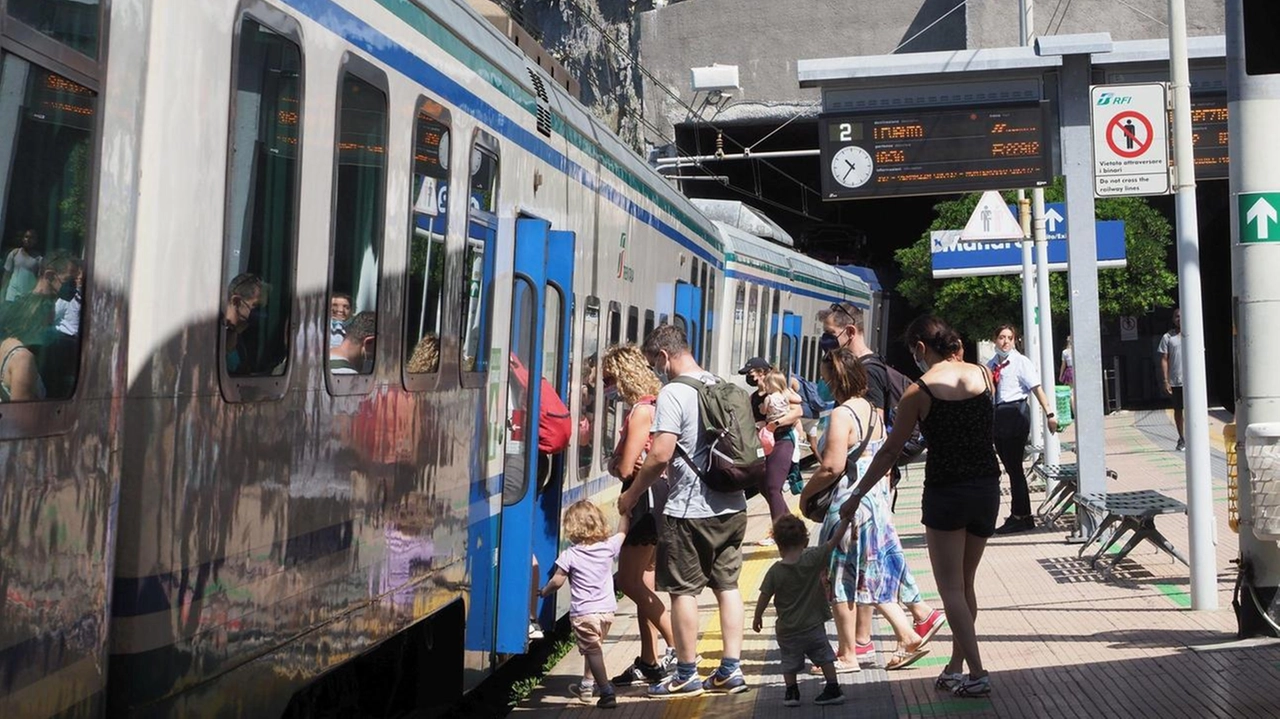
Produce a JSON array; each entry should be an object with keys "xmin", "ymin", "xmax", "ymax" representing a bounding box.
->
[{"xmin": 931, "ymin": 203, "xmax": 1126, "ymax": 278}]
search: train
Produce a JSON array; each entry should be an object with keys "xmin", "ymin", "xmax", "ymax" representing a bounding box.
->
[{"xmin": 0, "ymin": 1, "xmax": 883, "ymax": 716}]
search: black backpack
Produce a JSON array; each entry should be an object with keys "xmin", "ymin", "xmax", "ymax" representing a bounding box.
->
[
  {"xmin": 671, "ymin": 375, "xmax": 766, "ymax": 494},
  {"xmin": 793, "ymin": 376, "xmax": 830, "ymax": 419},
  {"xmin": 860, "ymin": 355, "xmax": 926, "ymax": 462}
]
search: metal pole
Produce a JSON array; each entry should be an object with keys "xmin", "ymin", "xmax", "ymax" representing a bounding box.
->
[
  {"xmin": 1168, "ymin": 0, "xmax": 1216, "ymax": 611},
  {"xmin": 1227, "ymin": 0, "xmax": 1280, "ymax": 635},
  {"xmin": 1034, "ymin": 189, "xmax": 1061, "ymax": 467},
  {"xmin": 1058, "ymin": 51, "xmax": 1107, "ymax": 538},
  {"xmin": 1020, "ymin": 195, "xmax": 1044, "ymax": 454}
]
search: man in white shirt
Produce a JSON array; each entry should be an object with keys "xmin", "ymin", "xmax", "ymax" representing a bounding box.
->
[
  {"xmin": 1158, "ymin": 308, "xmax": 1185, "ymax": 451},
  {"xmin": 620, "ymin": 324, "xmax": 748, "ymax": 698}
]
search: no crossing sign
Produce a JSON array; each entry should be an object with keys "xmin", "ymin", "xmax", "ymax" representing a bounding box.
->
[{"xmin": 1091, "ymin": 83, "xmax": 1170, "ymax": 197}]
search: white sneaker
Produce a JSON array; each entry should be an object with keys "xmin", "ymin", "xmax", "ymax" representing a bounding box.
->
[{"xmin": 528, "ymin": 621, "xmax": 544, "ymax": 640}]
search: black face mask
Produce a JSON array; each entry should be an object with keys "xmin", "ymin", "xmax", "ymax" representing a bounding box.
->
[
  {"xmin": 745, "ymin": 374, "xmax": 758, "ymax": 387},
  {"xmin": 818, "ymin": 332, "xmax": 840, "ymax": 354},
  {"xmin": 58, "ymin": 280, "xmax": 77, "ymax": 301}
]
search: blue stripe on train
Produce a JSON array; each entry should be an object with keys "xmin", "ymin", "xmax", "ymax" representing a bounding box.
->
[{"xmin": 285, "ymin": 0, "xmax": 721, "ymax": 268}]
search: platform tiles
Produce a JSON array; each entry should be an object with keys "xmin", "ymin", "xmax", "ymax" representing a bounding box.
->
[{"xmin": 515, "ymin": 410, "xmax": 1280, "ymax": 718}]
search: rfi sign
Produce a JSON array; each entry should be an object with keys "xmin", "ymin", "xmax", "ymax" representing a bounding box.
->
[{"xmin": 1091, "ymin": 83, "xmax": 1171, "ymax": 197}]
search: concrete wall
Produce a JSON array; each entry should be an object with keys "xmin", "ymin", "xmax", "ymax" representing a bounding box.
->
[{"xmin": 637, "ymin": 0, "xmax": 1225, "ymax": 141}]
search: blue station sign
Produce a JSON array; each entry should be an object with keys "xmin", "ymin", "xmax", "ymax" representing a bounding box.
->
[{"xmin": 931, "ymin": 203, "xmax": 1126, "ymax": 278}]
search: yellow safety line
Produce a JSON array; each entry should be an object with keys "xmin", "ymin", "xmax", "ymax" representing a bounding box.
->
[{"xmin": 659, "ymin": 538, "xmax": 774, "ymax": 719}]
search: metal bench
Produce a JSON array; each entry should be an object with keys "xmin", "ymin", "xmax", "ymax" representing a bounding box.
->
[
  {"xmin": 1033, "ymin": 463, "xmax": 1119, "ymax": 525},
  {"xmin": 1075, "ymin": 490, "xmax": 1189, "ymax": 575}
]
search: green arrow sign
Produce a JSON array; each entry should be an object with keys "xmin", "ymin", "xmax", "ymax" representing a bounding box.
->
[{"xmin": 1240, "ymin": 192, "xmax": 1280, "ymax": 243}]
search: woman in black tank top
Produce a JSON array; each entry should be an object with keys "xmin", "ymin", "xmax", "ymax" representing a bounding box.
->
[{"xmin": 836, "ymin": 316, "xmax": 997, "ymax": 699}]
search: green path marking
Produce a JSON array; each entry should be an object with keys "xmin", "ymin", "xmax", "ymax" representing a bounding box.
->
[
  {"xmin": 1156, "ymin": 583, "xmax": 1192, "ymax": 608},
  {"xmin": 914, "ymin": 655, "xmax": 952, "ymax": 668}
]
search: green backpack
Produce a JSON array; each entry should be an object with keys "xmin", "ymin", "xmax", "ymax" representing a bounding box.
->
[{"xmin": 671, "ymin": 376, "xmax": 767, "ymax": 493}]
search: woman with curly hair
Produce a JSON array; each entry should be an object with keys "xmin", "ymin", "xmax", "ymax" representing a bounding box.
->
[{"xmin": 600, "ymin": 344, "xmax": 676, "ymax": 684}]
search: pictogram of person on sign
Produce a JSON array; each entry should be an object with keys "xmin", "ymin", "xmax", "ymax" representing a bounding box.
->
[{"xmin": 1123, "ymin": 119, "xmax": 1136, "ymax": 150}]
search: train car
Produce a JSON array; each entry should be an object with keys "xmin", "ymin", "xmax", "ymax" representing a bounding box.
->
[{"xmin": 0, "ymin": 1, "xmax": 881, "ymax": 717}]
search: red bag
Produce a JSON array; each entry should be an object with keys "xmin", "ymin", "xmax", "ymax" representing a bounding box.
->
[{"xmin": 509, "ymin": 354, "xmax": 573, "ymax": 454}]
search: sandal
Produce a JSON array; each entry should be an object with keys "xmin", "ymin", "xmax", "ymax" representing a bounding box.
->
[
  {"xmin": 885, "ymin": 647, "xmax": 930, "ymax": 670},
  {"xmin": 952, "ymin": 674, "xmax": 991, "ymax": 698},
  {"xmin": 809, "ymin": 659, "xmax": 860, "ymax": 675},
  {"xmin": 935, "ymin": 671, "xmax": 964, "ymax": 692}
]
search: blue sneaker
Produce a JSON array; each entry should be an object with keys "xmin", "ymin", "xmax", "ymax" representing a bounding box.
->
[
  {"xmin": 649, "ymin": 673, "xmax": 704, "ymax": 698},
  {"xmin": 702, "ymin": 668, "xmax": 748, "ymax": 694}
]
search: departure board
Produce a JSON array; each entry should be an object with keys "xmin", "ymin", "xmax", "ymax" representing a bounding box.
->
[
  {"xmin": 1190, "ymin": 94, "xmax": 1228, "ymax": 180},
  {"xmin": 818, "ymin": 103, "xmax": 1052, "ymax": 199}
]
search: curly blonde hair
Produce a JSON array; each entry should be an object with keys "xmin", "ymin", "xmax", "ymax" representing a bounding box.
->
[
  {"xmin": 407, "ymin": 333, "xmax": 439, "ymax": 373},
  {"xmin": 601, "ymin": 344, "xmax": 660, "ymax": 404},
  {"xmin": 563, "ymin": 500, "xmax": 613, "ymax": 545}
]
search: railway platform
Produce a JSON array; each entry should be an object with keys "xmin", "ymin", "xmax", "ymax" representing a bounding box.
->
[{"xmin": 512, "ymin": 408, "xmax": 1280, "ymax": 718}]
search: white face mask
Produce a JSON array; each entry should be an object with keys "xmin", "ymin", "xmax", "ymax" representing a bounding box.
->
[
  {"xmin": 994, "ymin": 348, "xmax": 1010, "ymax": 361},
  {"xmin": 913, "ymin": 352, "xmax": 930, "ymax": 374}
]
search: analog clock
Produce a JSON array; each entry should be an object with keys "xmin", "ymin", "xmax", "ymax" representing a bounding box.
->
[{"xmin": 830, "ymin": 145, "xmax": 874, "ymax": 189}]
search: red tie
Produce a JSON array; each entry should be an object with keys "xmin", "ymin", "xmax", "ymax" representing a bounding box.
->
[{"xmin": 992, "ymin": 359, "xmax": 1010, "ymax": 387}]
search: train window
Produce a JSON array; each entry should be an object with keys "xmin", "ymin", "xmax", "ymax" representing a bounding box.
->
[
  {"xmin": 643, "ymin": 310, "xmax": 654, "ymax": 342},
  {"xmin": 602, "ymin": 301, "xmax": 621, "ymax": 467},
  {"xmin": 461, "ymin": 131, "xmax": 499, "ymax": 377},
  {"xmin": 502, "ymin": 276, "xmax": 536, "ymax": 506},
  {"xmin": 544, "ymin": 286, "xmax": 563, "ymax": 387},
  {"xmin": 221, "ymin": 19, "xmax": 301, "ymax": 399},
  {"xmin": 769, "ymin": 291, "xmax": 781, "ymax": 364},
  {"xmin": 744, "ymin": 286, "xmax": 758, "ymax": 364},
  {"xmin": 800, "ymin": 338, "xmax": 809, "ymax": 381},
  {"xmin": 607, "ymin": 301, "xmax": 621, "ymax": 346},
  {"xmin": 731, "ymin": 285, "xmax": 745, "ymax": 371},
  {"xmin": 704, "ymin": 269, "xmax": 715, "ymax": 368},
  {"xmin": 7, "ymin": 0, "xmax": 101, "ymax": 59},
  {"xmin": 752, "ymin": 285, "xmax": 762, "ymax": 358},
  {"xmin": 690, "ymin": 257, "xmax": 699, "ymax": 284},
  {"xmin": 626, "ymin": 306, "xmax": 638, "ymax": 344},
  {"xmin": 0, "ymin": 56, "xmax": 96, "ymax": 406},
  {"xmin": 578, "ymin": 297, "xmax": 600, "ymax": 480},
  {"xmin": 404, "ymin": 97, "xmax": 450, "ymax": 383},
  {"xmin": 327, "ymin": 70, "xmax": 387, "ymax": 385}
]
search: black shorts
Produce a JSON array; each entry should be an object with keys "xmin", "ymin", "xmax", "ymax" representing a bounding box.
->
[
  {"xmin": 921, "ymin": 478, "xmax": 1001, "ymax": 538},
  {"xmin": 623, "ymin": 512, "xmax": 659, "ymax": 547},
  {"xmin": 1171, "ymin": 385, "xmax": 1184, "ymax": 411}
]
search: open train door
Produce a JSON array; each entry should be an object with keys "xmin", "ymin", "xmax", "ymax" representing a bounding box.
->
[
  {"xmin": 492, "ymin": 218, "xmax": 575, "ymax": 655},
  {"xmin": 674, "ymin": 282, "xmax": 703, "ymax": 361}
]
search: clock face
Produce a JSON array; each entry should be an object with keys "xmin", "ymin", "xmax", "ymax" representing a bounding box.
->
[{"xmin": 830, "ymin": 145, "xmax": 874, "ymax": 189}]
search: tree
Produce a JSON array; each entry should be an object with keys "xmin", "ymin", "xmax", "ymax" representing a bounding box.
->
[{"xmin": 893, "ymin": 178, "xmax": 1177, "ymax": 341}]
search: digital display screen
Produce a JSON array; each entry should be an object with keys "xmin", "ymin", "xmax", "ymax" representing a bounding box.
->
[
  {"xmin": 1190, "ymin": 94, "xmax": 1228, "ymax": 180},
  {"xmin": 819, "ymin": 103, "xmax": 1052, "ymax": 199}
]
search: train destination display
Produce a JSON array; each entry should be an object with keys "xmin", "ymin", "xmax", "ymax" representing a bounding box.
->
[
  {"xmin": 1190, "ymin": 94, "xmax": 1228, "ymax": 180},
  {"xmin": 819, "ymin": 103, "xmax": 1052, "ymax": 199}
]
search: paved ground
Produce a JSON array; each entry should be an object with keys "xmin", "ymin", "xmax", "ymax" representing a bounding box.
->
[{"xmin": 513, "ymin": 409, "xmax": 1280, "ymax": 718}]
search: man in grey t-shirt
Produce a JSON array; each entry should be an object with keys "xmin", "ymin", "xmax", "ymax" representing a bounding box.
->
[
  {"xmin": 1158, "ymin": 308, "xmax": 1184, "ymax": 451},
  {"xmin": 619, "ymin": 324, "xmax": 748, "ymax": 697}
]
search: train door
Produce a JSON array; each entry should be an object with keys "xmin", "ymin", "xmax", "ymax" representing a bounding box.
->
[
  {"xmin": 492, "ymin": 218, "xmax": 574, "ymax": 654},
  {"xmin": 781, "ymin": 313, "xmax": 801, "ymax": 377},
  {"xmin": 674, "ymin": 281, "xmax": 703, "ymax": 361}
]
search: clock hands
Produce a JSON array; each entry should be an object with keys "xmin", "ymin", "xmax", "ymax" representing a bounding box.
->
[{"xmin": 841, "ymin": 159, "xmax": 857, "ymax": 182}]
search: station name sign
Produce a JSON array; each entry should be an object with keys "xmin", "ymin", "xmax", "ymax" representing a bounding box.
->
[{"xmin": 818, "ymin": 102, "xmax": 1053, "ymax": 200}]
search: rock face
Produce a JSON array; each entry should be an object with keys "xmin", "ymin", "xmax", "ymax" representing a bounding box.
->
[{"xmin": 509, "ymin": 0, "xmax": 648, "ymax": 152}]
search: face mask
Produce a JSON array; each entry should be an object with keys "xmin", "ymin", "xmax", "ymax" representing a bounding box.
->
[
  {"xmin": 913, "ymin": 353, "xmax": 930, "ymax": 374},
  {"xmin": 604, "ymin": 383, "xmax": 620, "ymax": 402},
  {"xmin": 818, "ymin": 332, "xmax": 840, "ymax": 354},
  {"xmin": 994, "ymin": 348, "xmax": 1010, "ymax": 361},
  {"xmin": 59, "ymin": 280, "xmax": 77, "ymax": 301},
  {"xmin": 745, "ymin": 374, "xmax": 758, "ymax": 387}
]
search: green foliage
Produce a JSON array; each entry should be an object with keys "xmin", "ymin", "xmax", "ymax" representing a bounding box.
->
[
  {"xmin": 894, "ymin": 178, "xmax": 1177, "ymax": 340},
  {"xmin": 509, "ymin": 635, "xmax": 575, "ymax": 707}
]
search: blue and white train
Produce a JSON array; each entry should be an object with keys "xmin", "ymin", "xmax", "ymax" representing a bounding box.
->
[{"xmin": 0, "ymin": 1, "xmax": 882, "ymax": 716}]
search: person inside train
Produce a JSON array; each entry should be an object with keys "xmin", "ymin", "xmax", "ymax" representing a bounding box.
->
[
  {"xmin": 43, "ymin": 257, "xmax": 84, "ymax": 397},
  {"xmin": 407, "ymin": 332, "xmax": 439, "ymax": 374},
  {"xmin": 0, "ymin": 322, "xmax": 44, "ymax": 402},
  {"xmin": 329, "ymin": 311, "xmax": 376, "ymax": 375},
  {"xmin": 224, "ymin": 273, "xmax": 264, "ymax": 374},
  {"xmin": 1, "ymin": 228, "xmax": 42, "ymax": 303},
  {"xmin": 600, "ymin": 344, "xmax": 676, "ymax": 685},
  {"xmin": 330, "ymin": 292, "xmax": 352, "ymax": 347}
]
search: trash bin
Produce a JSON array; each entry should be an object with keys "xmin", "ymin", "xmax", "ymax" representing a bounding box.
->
[{"xmin": 1245, "ymin": 422, "xmax": 1280, "ymax": 541}]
